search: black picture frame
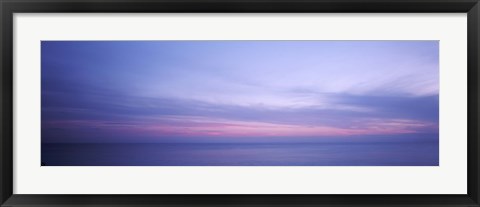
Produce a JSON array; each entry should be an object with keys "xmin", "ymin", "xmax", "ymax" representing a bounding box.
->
[{"xmin": 1, "ymin": 0, "xmax": 479, "ymax": 206}]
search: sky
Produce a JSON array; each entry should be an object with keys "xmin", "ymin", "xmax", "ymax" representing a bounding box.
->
[{"xmin": 41, "ymin": 41, "xmax": 439, "ymax": 143}]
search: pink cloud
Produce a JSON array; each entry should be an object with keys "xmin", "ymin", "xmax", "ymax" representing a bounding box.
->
[
  {"xmin": 118, "ymin": 116, "xmax": 437, "ymax": 138},
  {"xmin": 44, "ymin": 116, "xmax": 437, "ymax": 139}
]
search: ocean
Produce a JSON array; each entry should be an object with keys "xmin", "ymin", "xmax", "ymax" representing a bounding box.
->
[{"xmin": 41, "ymin": 142, "xmax": 439, "ymax": 166}]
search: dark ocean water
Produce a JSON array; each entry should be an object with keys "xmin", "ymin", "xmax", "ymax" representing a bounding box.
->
[{"xmin": 41, "ymin": 142, "xmax": 439, "ymax": 166}]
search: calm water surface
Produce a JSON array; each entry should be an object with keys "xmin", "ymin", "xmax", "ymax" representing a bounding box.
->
[{"xmin": 41, "ymin": 142, "xmax": 439, "ymax": 166}]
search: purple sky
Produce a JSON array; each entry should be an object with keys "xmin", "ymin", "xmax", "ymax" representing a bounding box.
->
[{"xmin": 41, "ymin": 41, "xmax": 439, "ymax": 143}]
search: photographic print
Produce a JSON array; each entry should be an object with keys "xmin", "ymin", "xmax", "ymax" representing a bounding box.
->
[{"xmin": 41, "ymin": 41, "xmax": 439, "ymax": 166}]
